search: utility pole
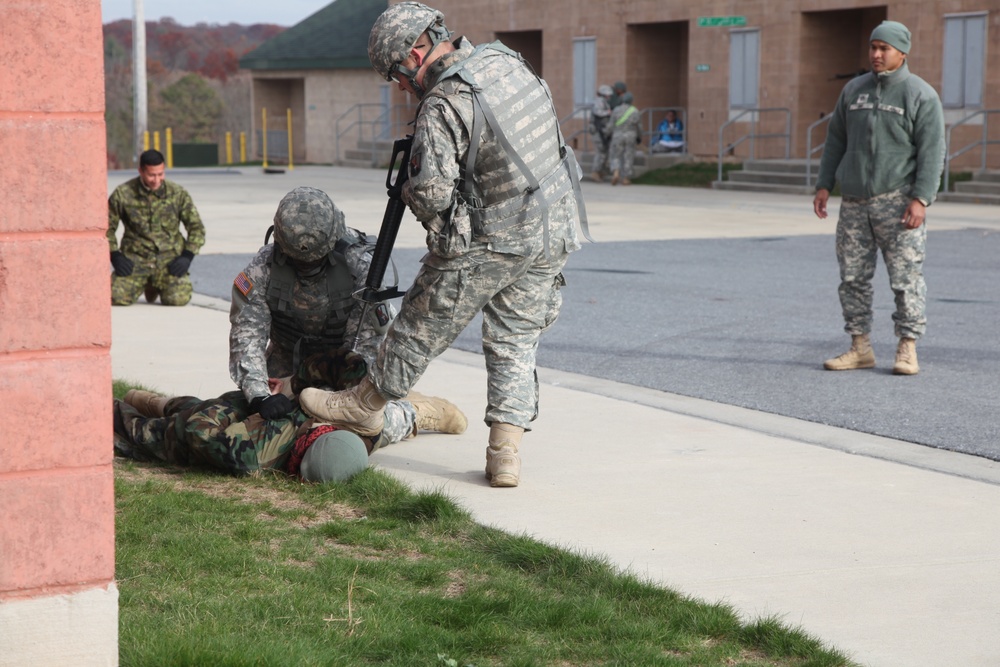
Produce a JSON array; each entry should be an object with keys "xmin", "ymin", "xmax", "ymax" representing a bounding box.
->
[{"xmin": 132, "ymin": 0, "xmax": 147, "ymax": 165}]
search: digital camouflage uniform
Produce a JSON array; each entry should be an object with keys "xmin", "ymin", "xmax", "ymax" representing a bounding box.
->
[
  {"xmin": 229, "ymin": 231, "xmax": 416, "ymax": 444},
  {"xmin": 107, "ymin": 177, "xmax": 205, "ymax": 306},
  {"xmin": 375, "ymin": 36, "xmax": 584, "ymax": 429},
  {"xmin": 607, "ymin": 100, "xmax": 642, "ymax": 180},
  {"xmin": 113, "ymin": 350, "xmax": 392, "ymax": 475},
  {"xmin": 816, "ymin": 61, "xmax": 945, "ymax": 339},
  {"xmin": 590, "ymin": 91, "xmax": 612, "ymax": 176}
]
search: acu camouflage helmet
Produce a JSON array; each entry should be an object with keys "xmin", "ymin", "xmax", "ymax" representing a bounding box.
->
[
  {"xmin": 272, "ymin": 187, "xmax": 346, "ymax": 263},
  {"xmin": 368, "ymin": 1, "xmax": 450, "ymax": 96}
]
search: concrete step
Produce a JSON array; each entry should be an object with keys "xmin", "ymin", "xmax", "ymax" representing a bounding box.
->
[
  {"xmin": 742, "ymin": 158, "xmax": 815, "ymax": 175},
  {"xmin": 356, "ymin": 139, "xmax": 396, "ymax": 152},
  {"xmin": 953, "ymin": 181, "xmax": 1000, "ymax": 195},
  {"xmin": 727, "ymin": 170, "xmax": 811, "ymax": 186},
  {"xmin": 712, "ymin": 180, "xmax": 814, "ymax": 195},
  {"xmin": 339, "ymin": 156, "xmax": 383, "ymax": 170},
  {"xmin": 966, "ymin": 170, "xmax": 1000, "ymax": 183},
  {"xmin": 937, "ymin": 191, "xmax": 1000, "ymax": 205},
  {"xmin": 343, "ymin": 149, "xmax": 391, "ymax": 165}
]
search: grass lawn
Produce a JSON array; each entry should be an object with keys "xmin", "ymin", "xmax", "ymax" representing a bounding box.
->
[
  {"xmin": 632, "ymin": 162, "xmax": 743, "ymax": 189},
  {"xmin": 114, "ymin": 382, "xmax": 857, "ymax": 667}
]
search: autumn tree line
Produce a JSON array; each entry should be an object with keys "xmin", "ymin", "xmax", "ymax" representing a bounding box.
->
[{"xmin": 104, "ymin": 18, "xmax": 284, "ymax": 168}]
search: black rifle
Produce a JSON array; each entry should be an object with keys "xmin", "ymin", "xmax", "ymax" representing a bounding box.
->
[{"xmin": 351, "ymin": 135, "xmax": 412, "ymax": 351}]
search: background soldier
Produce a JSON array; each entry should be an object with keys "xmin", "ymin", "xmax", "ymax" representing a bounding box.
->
[
  {"xmin": 228, "ymin": 186, "xmax": 466, "ymax": 441},
  {"xmin": 107, "ymin": 149, "xmax": 205, "ymax": 306},
  {"xmin": 606, "ymin": 91, "xmax": 642, "ymax": 186},
  {"xmin": 300, "ymin": 2, "xmax": 588, "ymax": 488},
  {"xmin": 813, "ymin": 21, "xmax": 944, "ymax": 375},
  {"xmin": 589, "ymin": 84, "xmax": 613, "ymax": 182}
]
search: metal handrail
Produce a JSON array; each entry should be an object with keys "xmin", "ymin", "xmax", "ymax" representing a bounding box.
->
[
  {"xmin": 334, "ymin": 103, "xmax": 416, "ymax": 166},
  {"xmin": 716, "ymin": 107, "xmax": 791, "ymax": 183},
  {"xmin": 943, "ymin": 109, "xmax": 1000, "ymax": 192},
  {"xmin": 804, "ymin": 114, "xmax": 832, "ymax": 188}
]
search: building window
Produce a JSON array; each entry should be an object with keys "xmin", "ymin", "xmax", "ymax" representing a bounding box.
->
[
  {"xmin": 942, "ymin": 13, "xmax": 986, "ymax": 109},
  {"xmin": 729, "ymin": 29, "xmax": 760, "ymax": 109},
  {"xmin": 573, "ymin": 37, "xmax": 596, "ymax": 109}
]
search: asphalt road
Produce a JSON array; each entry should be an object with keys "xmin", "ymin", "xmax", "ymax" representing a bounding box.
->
[{"xmin": 192, "ymin": 227, "xmax": 1000, "ymax": 461}]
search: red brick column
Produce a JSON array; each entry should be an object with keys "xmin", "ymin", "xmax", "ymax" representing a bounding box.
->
[{"xmin": 0, "ymin": 0, "xmax": 118, "ymax": 664}]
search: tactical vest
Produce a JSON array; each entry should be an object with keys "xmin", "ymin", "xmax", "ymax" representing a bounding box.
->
[
  {"xmin": 423, "ymin": 42, "xmax": 591, "ymax": 251},
  {"xmin": 265, "ymin": 242, "xmax": 356, "ymax": 363}
]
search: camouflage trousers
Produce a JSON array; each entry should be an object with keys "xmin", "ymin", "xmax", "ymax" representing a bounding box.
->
[
  {"xmin": 111, "ymin": 259, "xmax": 193, "ymax": 306},
  {"xmin": 836, "ymin": 189, "xmax": 926, "ymax": 339},
  {"xmin": 372, "ymin": 245, "xmax": 569, "ymax": 430},
  {"xmin": 608, "ymin": 130, "xmax": 639, "ymax": 178},
  {"xmin": 114, "ymin": 391, "xmax": 417, "ymax": 475},
  {"xmin": 590, "ymin": 130, "xmax": 610, "ymax": 175}
]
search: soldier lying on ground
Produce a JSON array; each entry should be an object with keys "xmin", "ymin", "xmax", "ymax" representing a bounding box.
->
[{"xmin": 113, "ymin": 349, "xmax": 467, "ymax": 483}]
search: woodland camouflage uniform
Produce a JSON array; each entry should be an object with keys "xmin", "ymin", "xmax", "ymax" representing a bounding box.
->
[{"xmin": 113, "ymin": 350, "xmax": 383, "ymax": 476}]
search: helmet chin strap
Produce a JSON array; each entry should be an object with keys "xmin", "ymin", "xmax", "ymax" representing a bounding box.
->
[{"xmin": 396, "ymin": 25, "xmax": 451, "ymax": 99}]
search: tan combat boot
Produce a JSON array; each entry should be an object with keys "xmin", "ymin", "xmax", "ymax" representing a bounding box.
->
[
  {"xmin": 298, "ymin": 377, "xmax": 387, "ymax": 437},
  {"xmin": 892, "ymin": 337, "xmax": 919, "ymax": 375},
  {"xmin": 590, "ymin": 171, "xmax": 603, "ymax": 183},
  {"xmin": 610, "ymin": 169, "xmax": 620, "ymax": 186},
  {"xmin": 621, "ymin": 177, "xmax": 632, "ymax": 186},
  {"xmin": 823, "ymin": 334, "xmax": 876, "ymax": 370},
  {"xmin": 405, "ymin": 391, "xmax": 468, "ymax": 435},
  {"xmin": 122, "ymin": 389, "xmax": 169, "ymax": 418},
  {"xmin": 485, "ymin": 423, "xmax": 523, "ymax": 488}
]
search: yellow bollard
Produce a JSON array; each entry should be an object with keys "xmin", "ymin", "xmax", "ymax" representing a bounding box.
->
[
  {"xmin": 165, "ymin": 128, "xmax": 173, "ymax": 168},
  {"xmin": 153, "ymin": 131, "xmax": 160, "ymax": 152},
  {"xmin": 262, "ymin": 108, "xmax": 268, "ymax": 168},
  {"xmin": 143, "ymin": 131, "xmax": 150, "ymax": 151},
  {"xmin": 240, "ymin": 132, "xmax": 246, "ymax": 163},
  {"xmin": 225, "ymin": 132, "xmax": 233, "ymax": 165},
  {"xmin": 286, "ymin": 108, "xmax": 294, "ymax": 170}
]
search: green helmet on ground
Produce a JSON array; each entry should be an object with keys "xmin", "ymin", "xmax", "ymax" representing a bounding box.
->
[
  {"xmin": 299, "ymin": 430, "xmax": 369, "ymax": 483},
  {"xmin": 272, "ymin": 187, "xmax": 345, "ymax": 263},
  {"xmin": 368, "ymin": 2, "xmax": 450, "ymax": 97}
]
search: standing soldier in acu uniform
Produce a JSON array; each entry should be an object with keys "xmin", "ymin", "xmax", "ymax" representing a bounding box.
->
[
  {"xmin": 107, "ymin": 149, "xmax": 205, "ymax": 306},
  {"xmin": 813, "ymin": 20, "xmax": 944, "ymax": 376},
  {"xmin": 299, "ymin": 2, "xmax": 590, "ymax": 488}
]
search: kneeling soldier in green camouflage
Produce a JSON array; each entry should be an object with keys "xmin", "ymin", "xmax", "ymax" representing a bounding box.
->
[{"xmin": 107, "ymin": 149, "xmax": 206, "ymax": 306}]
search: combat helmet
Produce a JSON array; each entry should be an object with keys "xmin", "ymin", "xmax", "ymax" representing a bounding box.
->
[
  {"xmin": 368, "ymin": 1, "xmax": 450, "ymax": 98},
  {"xmin": 598, "ymin": 84, "xmax": 613, "ymax": 97},
  {"xmin": 300, "ymin": 430, "xmax": 369, "ymax": 483},
  {"xmin": 272, "ymin": 186, "xmax": 346, "ymax": 264}
]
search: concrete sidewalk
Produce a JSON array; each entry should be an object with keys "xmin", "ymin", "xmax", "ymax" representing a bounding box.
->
[{"xmin": 109, "ymin": 167, "xmax": 1000, "ymax": 667}]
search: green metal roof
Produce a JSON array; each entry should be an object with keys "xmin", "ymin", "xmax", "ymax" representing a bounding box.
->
[{"xmin": 239, "ymin": 0, "xmax": 386, "ymax": 71}]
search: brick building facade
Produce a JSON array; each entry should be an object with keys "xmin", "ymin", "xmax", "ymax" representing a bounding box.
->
[
  {"xmin": 0, "ymin": 0, "xmax": 118, "ymax": 664},
  {"xmin": 402, "ymin": 0, "xmax": 999, "ymax": 168}
]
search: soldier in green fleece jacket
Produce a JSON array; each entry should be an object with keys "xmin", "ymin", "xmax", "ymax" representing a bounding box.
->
[{"xmin": 813, "ymin": 20, "xmax": 944, "ymax": 376}]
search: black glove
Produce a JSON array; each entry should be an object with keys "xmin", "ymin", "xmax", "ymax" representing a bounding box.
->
[
  {"xmin": 167, "ymin": 250, "xmax": 195, "ymax": 277},
  {"xmin": 250, "ymin": 394, "xmax": 294, "ymax": 420},
  {"xmin": 110, "ymin": 251, "xmax": 134, "ymax": 277}
]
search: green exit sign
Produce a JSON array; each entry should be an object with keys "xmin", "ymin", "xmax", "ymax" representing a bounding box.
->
[
  {"xmin": 697, "ymin": 16, "xmax": 747, "ymax": 27},
  {"xmin": 695, "ymin": 64, "xmax": 711, "ymax": 72}
]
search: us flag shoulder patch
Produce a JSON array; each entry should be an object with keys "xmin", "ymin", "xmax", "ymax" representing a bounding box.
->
[{"xmin": 234, "ymin": 271, "xmax": 253, "ymax": 297}]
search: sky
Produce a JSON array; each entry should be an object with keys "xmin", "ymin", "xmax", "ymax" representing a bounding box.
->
[{"xmin": 100, "ymin": 0, "xmax": 330, "ymax": 27}]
